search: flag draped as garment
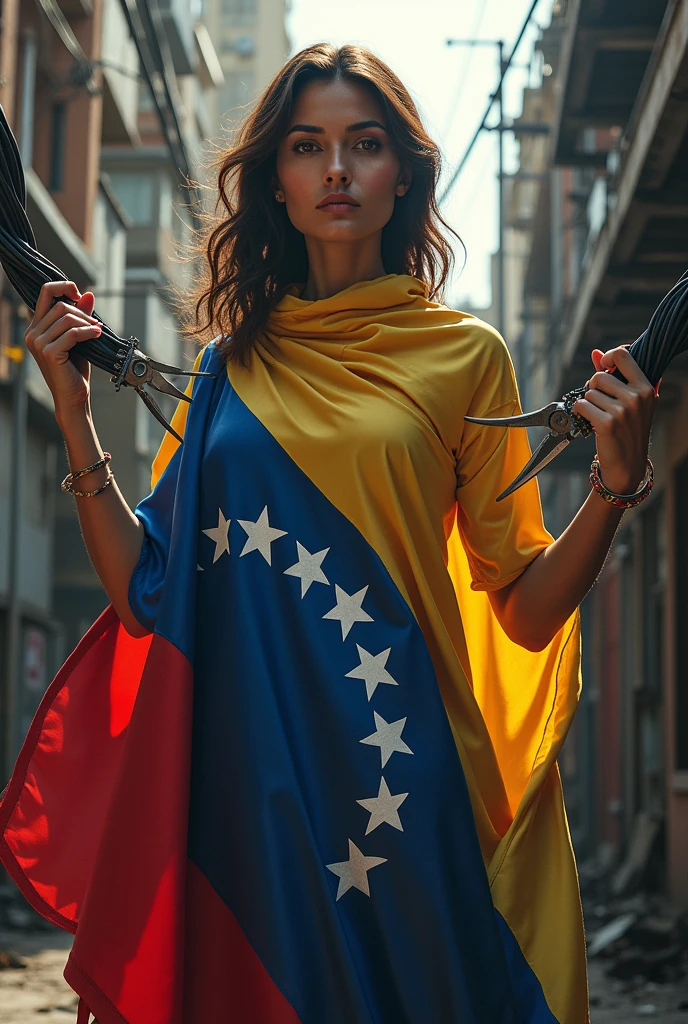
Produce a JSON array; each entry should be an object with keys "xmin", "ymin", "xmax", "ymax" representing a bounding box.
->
[{"xmin": 0, "ymin": 274, "xmax": 587, "ymax": 1023}]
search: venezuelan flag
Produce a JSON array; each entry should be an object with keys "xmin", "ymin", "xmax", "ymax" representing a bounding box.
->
[{"xmin": 0, "ymin": 276, "xmax": 586, "ymax": 1023}]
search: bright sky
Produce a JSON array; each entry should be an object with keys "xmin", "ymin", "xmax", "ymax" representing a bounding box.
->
[{"xmin": 287, "ymin": 0, "xmax": 555, "ymax": 310}]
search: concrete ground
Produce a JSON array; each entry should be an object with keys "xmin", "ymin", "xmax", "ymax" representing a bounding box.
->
[
  {"xmin": 588, "ymin": 957, "xmax": 688, "ymax": 1021},
  {"xmin": 0, "ymin": 929, "xmax": 76, "ymax": 1023},
  {"xmin": 1, "ymin": 927, "xmax": 688, "ymax": 1022}
]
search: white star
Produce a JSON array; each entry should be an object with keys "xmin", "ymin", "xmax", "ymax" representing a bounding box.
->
[
  {"xmin": 326, "ymin": 839, "xmax": 387, "ymax": 900},
  {"xmin": 322, "ymin": 584, "xmax": 373, "ymax": 639},
  {"xmin": 357, "ymin": 777, "xmax": 408, "ymax": 835},
  {"xmin": 345, "ymin": 644, "xmax": 398, "ymax": 701},
  {"xmin": 283, "ymin": 542, "xmax": 330, "ymax": 597},
  {"xmin": 202, "ymin": 508, "xmax": 231, "ymax": 563},
  {"xmin": 237, "ymin": 505, "xmax": 287, "ymax": 565},
  {"xmin": 360, "ymin": 712, "xmax": 413, "ymax": 768},
  {"xmin": 197, "ymin": 564, "xmax": 204, "ymax": 571}
]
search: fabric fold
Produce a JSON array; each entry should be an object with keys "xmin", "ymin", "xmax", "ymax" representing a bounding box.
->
[{"xmin": 0, "ymin": 275, "xmax": 587, "ymax": 1023}]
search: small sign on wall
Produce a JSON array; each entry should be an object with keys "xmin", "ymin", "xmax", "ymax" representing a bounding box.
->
[{"xmin": 24, "ymin": 626, "xmax": 46, "ymax": 695}]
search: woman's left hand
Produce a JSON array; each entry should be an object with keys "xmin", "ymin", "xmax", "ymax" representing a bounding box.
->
[{"xmin": 572, "ymin": 345, "xmax": 659, "ymax": 495}]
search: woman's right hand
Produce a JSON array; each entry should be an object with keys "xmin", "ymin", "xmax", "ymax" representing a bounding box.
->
[{"xmin": 24, "ymin": 280, "xmax": 103, "ymax": 422}]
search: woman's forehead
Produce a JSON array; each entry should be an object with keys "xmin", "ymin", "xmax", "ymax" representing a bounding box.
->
[{"xmin": 289, "ymin": 78, "xmax": 386, "ymax": 129}]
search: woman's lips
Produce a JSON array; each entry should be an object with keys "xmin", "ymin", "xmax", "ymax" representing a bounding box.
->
[{"xmin": 318, "ymin": 202, "xmax": 360, "ymax": 212}]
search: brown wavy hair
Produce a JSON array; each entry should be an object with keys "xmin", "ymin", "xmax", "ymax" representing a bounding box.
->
[{"xmin": 180, "ymin": 43, "xmax": 462, "ymax": 366}]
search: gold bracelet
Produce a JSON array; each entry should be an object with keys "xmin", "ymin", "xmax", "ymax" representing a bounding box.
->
[
  {"xmin": 589, "ymin": 456, "xmax": 654, "ymax": 509},
  {"xmin": 61, "ymin": 452, "xmax": 112, "ymax": 496},
  {"xmin": 70, "ymin": 470, "xmax": 114, "ymax": 497}
]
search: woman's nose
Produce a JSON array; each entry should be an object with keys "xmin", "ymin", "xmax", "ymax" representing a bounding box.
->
[{"xmin": 324, "ymin": 161, "xmax": 352, "ymax": 187}]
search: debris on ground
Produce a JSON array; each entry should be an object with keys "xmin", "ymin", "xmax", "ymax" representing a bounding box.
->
[{"xmin": 579, "ymin": 825, "xmax": 688, "ymax": 1023}]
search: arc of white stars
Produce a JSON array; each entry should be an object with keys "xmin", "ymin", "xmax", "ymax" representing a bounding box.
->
[
  {"xmin": 283, "ymin": 542, "xmax": 330, "ymax": 597},
  {"xmin": 323, "ymin": 584, "xmax": 373, "ymax": 640},
  {"xmin": 345, "ymin": 644, "xmax": 398, "ymax": 701},
  {"xmin": 202, "ymin": 508, "xmax": 231, "ymax": 563},
  {"xmin": 357, "ymin": 777, "xmax": 408, "ymax": 835},
  {"xmin": 326, "ymin": 839, "xmax": 387, "ymax": 900},
  {"xmin": 237, "ymin": 505, "xmax": 287, "ymax": 565},
  {"xmin": 360, "ymin": 711, "xmax": 414, "ymax": 768}
]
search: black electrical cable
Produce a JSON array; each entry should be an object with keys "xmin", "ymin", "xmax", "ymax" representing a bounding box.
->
[
  {"xmin": 0, "ymin": 102, "xmax": 214, "ymax": 436},
  {"xmin": 439, "ymin": 0, "xmax": 541, "ymax": 206},
  {"xmin": 1, "ymin": 92, "xmax": 686, "ymax": 425}
]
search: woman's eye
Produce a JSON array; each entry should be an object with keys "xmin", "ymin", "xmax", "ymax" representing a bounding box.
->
[
  {"xmin": 355, "ymin": 138, "xmax": 381, "ymax": 151},
  {"xmin": 293, "ymin": 140, "xmax": 319, "ymax": 153}
]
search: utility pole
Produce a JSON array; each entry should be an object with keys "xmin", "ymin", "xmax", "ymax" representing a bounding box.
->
[
  {"xmin": 446, "ymin": 38, "xmax": 507, "ymax": 337},
  {"xmin": 3, "ymin": 309, "xmax": 27, "ymax": 781},
  {"xmin": 2, "ymin": 30, "xmax": 36, "ymax": 780}
]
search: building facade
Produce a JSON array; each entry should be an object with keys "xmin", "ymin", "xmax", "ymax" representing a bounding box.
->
[
  {"xmin": 0, "ymin": 0, "xmax": 286, "ymax": 782},
  {"xmin": 499, "ymin": 0, "xmax": 687, "ymax": 904}
]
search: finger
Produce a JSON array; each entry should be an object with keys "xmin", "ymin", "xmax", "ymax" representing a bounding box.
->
[
  {"xmin": 27, "ymin": 302, "xmax": 99, "ymax": 349},
  {"xmin": 579, "ymin": 388, "xmax": 619, "ymax": 415},
  {"xmin": 572, "ymin": 397, "xmax": 612, "ymax": 432},
  {"xmin": 42, "ymin": 324, "xmax": 102, "ymax": 362},
  {"xmin": 36, "ymin": 316, "xmax": 102, "ymax": 353},
  {"xmin": 600, "ymin": 345, "xmax": 650, "ymax": 389},
  {"xmin": 588, "ymin": 370, "xmax": 631, "ymax": 401},
  {"xmin": 591, "ymin": 348, "xmax": 605, "ymax": 372},
  {"xmin": 30, "ymin": 280, "xmax": 80, "ymax": 331},
  {"xmin": 76, "ymin": 291, "xmax": 95, "ymax": 317}
]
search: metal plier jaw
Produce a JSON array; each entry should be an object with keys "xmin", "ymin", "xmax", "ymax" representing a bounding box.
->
[
  {"xmin": 111, "ymin": 337, "xmax": 215, "ymax": 443},
  {"xmin": 464, "ymin": 385, "xmax": 594, "ymax": 501}
]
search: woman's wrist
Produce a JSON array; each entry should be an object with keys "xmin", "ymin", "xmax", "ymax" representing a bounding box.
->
[
  {"xmin": 57, "ymin": 403, "xmax": 108, "ymax": 482},
  {"xmin": 592, "ymin": 460, "xmax": 646, "ymax": 496},
  {"xmin": 55, "ymin": 399, "xmax": 92, "ymax": 435}
]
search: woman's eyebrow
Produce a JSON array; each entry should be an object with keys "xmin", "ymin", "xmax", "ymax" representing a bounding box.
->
[{"xmin": 285, "ymin": 119, "xmax": 387, "ymax": 136}]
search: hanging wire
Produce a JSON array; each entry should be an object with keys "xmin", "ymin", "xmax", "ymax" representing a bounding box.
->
[{"xmin": 0, "ymin": 103, "xmax": 213, "ymax": 438}]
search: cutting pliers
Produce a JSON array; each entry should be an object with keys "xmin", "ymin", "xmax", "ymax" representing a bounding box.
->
[
  {"xmin": 52, "ymin": 293, "xmax": 215, "ymax": 443},
  {"xmin": 109, "ymin": 337, "xmax": 214, "ymax": 443},
  {"xmin": 464, "ymin": 383, "xmax": 593, "ymax": 501}
]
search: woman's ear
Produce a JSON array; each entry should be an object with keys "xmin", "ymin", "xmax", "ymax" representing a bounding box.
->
[
  {"xmin": 271, "ymin": 176, "xmax": 286, "ymax": 203},
  {"xmin": 396, "ymin": 169, "xmax": 412, "ymax": 197}
]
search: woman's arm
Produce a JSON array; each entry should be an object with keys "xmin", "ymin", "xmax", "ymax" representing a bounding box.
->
[
  {"xmin": 25, "ymin": 280, "xmax": 148, "ymax": 638},
  {"xmin": 57, "ymin": 406, "xmax": 148, "ymax": 637},
  {"xmin": 488, "ymin": 345, "xmax": 658, "ymax": 652}
]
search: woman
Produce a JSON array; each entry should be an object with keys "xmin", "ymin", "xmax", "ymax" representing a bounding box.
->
[{"xmin": 2, "ymin": 44, "xmax": 657, "ymax": 1024}]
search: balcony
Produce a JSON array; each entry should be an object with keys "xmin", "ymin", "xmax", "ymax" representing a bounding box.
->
[
  {"xmin": 550, "ymin": 0, "xmax": 688, "ymax": 394},
  {"xmin": 553, "ymin": 0, "xmax": 669, "ymax": 166},
  {"xmin": 100, "ymin": 0, "xmax": 140, "ymax": 145},
  {"xmin": 158, "ymin": 0, "xmax": 203, "ymax": 75}
]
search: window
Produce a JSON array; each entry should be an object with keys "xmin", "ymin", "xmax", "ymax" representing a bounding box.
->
[
  {"xmin": 218, "ymin": 71, "xmax": 256, "ymax": 115},
  {"xmin": 676, "ymin": 456, "xmax": 688, "ymax": 769},
  {"xmin": 642, "ymin": 498, "xmax": 666, "ymax": 695},
  {"xmin": 138, "ymin": 81, "xmax": 156, "ymax": 113},
  {"xmin": 49, "ymin": 102, "xmax": 67, "ymax": 192},
  {"xmin": 108, "ymin": 172, "xmax": 156, "ymax": 226},
  {"xmin": 222, "ymin": 0, "xmax": 256, "ymax": 25}
]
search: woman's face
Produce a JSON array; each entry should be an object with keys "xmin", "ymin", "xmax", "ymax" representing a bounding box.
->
[{"xmin": 274, "ymin": 77, "xmax": 411, "ymax": 244}]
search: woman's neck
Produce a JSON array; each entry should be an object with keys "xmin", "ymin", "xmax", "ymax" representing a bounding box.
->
[{"xmin": 300, "ymin": 236, "xmax": 387, "ymax": 301}]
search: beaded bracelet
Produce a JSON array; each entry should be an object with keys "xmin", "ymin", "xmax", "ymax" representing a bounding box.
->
[
  {"xmin": 589, "ymin": 456, "xmax": 654, "ymax": 509},
  {"xmin": 61, "ymin": 452, "xmax": 113, "ymax": 497}
]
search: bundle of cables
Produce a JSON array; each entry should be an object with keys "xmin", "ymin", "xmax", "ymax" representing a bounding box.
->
[
  {"xmin": 567, "ymin": 266, "xmax": 688, "ymax": 408},
  {"xmin": 0, "ymin": 103, "xmax": 212, "ymax": 442}
]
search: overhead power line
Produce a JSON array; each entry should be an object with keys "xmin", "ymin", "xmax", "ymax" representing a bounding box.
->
[
  {"xmin": 117, "ymin": 0, "xmax": 203, "ymax": 223},
  {"xmin": 439, "ymin": 0, "xmax": 542, "ymax": 206},
  {"xmin": 442, "ymin": 0, "xmax": 490, "ymax": 140},
  {"xmin": 35, "ymin": 0, "xmax": 86, "ymax": 63}
]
